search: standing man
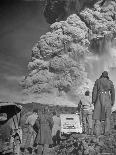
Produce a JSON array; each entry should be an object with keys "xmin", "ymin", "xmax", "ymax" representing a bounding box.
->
[
  {"xmin": 92, "ymin": 71, "xmax": 115, "ymax": 136},
  {"xmin": 25, "ymin": 108, "xmax": 38, "ymax": 153},
  {"xmin": 78, "ymin": 90, "xmax": 94, "ymax": 135},
  {"xmin": 34, "ymin": 107, "xmax": 53, "ymax": 155}
]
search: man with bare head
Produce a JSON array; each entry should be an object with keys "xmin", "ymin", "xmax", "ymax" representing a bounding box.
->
[
  {"xmin": 78, "ymin": 90, "xmax": 94, "ymax": 135},
  {"xmin": 25, "ymin": 109, "xmax": 38, "ymax": 153},
  {"xmin": 92, "ymin": 71, "xmax": 115, "ymax": 136}
]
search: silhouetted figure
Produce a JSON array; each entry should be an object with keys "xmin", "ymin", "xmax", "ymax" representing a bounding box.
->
[
  {"xmin": 78, "ymin": 90, "xmax": 94, "ymax": 135},
  {"xmin": 34, "ymin": 107, "xmax": 53, "ymax": 155},
  {"xmin": 25, "ymin": 109, "xmax": 38, "ymax": 153},
  {"xmin": 92, "ymin": 71, "xmax": 115, "ymax": 136}
]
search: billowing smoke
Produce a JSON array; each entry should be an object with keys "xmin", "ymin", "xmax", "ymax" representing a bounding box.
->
[
  {"xmin": 43, "ymin": 0, "xmax": 102, "ymax": 24},
  {"xmin": 107, "ymin": 45, "xmax": 116, "ymax": 85},
  {"xmin": 83, "ymin": 37, "xmax": 116, "ymax": 109},
  {"xmin": 21, "ymin": 0, "xmax": 116, "ymax": 107},
  {"xmin": 83, "ymin": 35, "xmax": 115, "ymax": 80},
  {"xmin": 85, "ymin": 38, "xmax": 116, "ymax": 105}
]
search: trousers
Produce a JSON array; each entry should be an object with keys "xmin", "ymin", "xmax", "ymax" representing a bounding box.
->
[
  {"xmin": 82, "ymin": 110, "xmax": 93, "ymax": 134},
  {"xmin": 25, "ymin": 125, "xmax": 36, "ymax": 148},
  {"xmin": 94, "ymin": 107, "xmax": 111, "ymax": 136}
]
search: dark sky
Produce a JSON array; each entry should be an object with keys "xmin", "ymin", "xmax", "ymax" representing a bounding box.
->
[{"xmin": 0, "ymin": 0, "xmax": 49, "ymax": 101}]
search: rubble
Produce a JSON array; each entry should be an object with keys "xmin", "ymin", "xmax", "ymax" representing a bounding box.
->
[
  {"xmin": 20, "ymin": 103, "xmax": 116, "ymax": 155},
  {"xmin": 53, "ymin": 132, "xmax": 116, "ymax": 155}
]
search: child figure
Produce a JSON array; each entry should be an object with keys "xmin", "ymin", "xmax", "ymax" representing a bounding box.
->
[{"xmin": 78, "ymin": 90, "xmax": 94, "ymax": 135}]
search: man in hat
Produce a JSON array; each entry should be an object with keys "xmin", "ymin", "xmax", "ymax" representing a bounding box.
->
[{"xmin": 92, "ymin": 71, "xmax": 115, "ymax": 136}]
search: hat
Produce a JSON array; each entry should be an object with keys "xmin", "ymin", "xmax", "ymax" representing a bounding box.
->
[
  {"xmin": 102, "ymin": 71, "xmax": 108, "ymax": 77},
  {"xmin": 101, "ymin": 71, "xmax": 109, "ymax": 79}
]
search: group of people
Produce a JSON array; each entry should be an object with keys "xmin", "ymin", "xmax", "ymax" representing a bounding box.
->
[
  {"xmin": 79, "ymin": 71, "xmax": 115, "ymax": 137},
  {"xmin": 25, "ymin": 107, "xmax": 61, "ymax": 154},
  {"xmin": 25, "ymin": 70, "xmax": 115, "ymax": 154}
]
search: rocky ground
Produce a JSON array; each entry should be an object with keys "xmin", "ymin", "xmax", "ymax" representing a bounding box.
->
[
  {"xmin": 54, "ymin": 132, "xmax": 116, "ymax": 155},
  {"xmin": 21, "ymin": 126, "xmax": 116, "ymax": 155},
  {"xmin": 19, "ymin": 104, "xmax": 116, "ymax": 155}
]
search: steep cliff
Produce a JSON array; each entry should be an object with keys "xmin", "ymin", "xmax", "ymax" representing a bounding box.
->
[{"xmin": 21, "ymin": 0, "xmax": 116, "ymax": 104}]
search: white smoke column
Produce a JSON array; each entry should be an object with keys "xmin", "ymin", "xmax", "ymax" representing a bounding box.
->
[
  {"xmin": 85, "ymin": 41, "xmax": 116, "ymax": 110},
  {"xmin": 107, "ymin": 46, "xmax": 116, "ymax": 111},
  {"xmin": 85, "ymin": 53, "xmax": 107, "ymax": 82},
  {"xmin": 85, "ymin": 39, "xmax": 116, "ymax": 81}
]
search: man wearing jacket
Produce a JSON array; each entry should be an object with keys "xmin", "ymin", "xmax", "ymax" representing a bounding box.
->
[
  {"xmin": 78, "ymin": 90, "xmax": 94, "ymax": 135},
  {"xmin": 92, "ymin": 71, "xmax": 115, "ymax": 136},
  {"xmin": 25, "ymin": 109, "xmax": 38, "ymax": 153}
]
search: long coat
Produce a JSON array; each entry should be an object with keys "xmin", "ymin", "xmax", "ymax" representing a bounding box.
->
[
  {"xmin": 34, "ymin": 113, "xmax": 53, "ymax": 145},
  {"xmin": 92, "ymin": 77, "xmax": 115, "ymax": 121}
]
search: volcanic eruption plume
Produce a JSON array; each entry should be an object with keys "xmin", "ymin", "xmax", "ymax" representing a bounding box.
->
[{"xmin": 21, "ymin": 0, "xmax": 116, "ymax": 106}]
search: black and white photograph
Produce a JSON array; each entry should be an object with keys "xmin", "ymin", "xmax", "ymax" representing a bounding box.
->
[{"xmin": 0, "ymin": 0, "xmax": 116, "ymax": 155}]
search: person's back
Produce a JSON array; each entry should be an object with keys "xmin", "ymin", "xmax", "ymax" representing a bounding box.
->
[
  {"xmin": 34, "ymin": 107, "xmax": 53, "ymax": 155},
  {"xmin": 92, "ymin": 71, "xmax": 115, "ymax": 136},
  {"xmin": 79, "ymin": 90, "xmax": 93, "ymax": 134},
  {"xmin": 81, "ymin": 95, "xmax": 94, "ymax": 113},
  {"xmin": 92, "ymin": 72, "xmax": 115, "ymax": 107},
  {"xmin": 25, "ymin": 109, "xmax": 38, "ymax": 153},
  {"xmin": 99, "ymin": 77, "xmax": 113, "ymax": 91}
]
